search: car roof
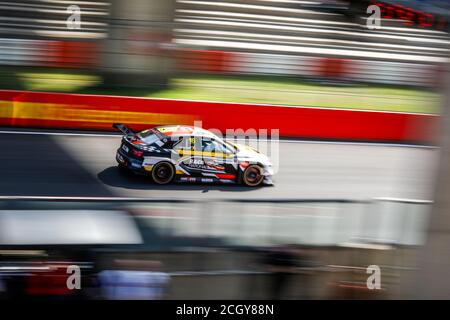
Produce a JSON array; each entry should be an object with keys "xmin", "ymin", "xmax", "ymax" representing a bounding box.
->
[{"xmin": 154, "ymin": 125, "xmax": 218, "ymax": 139}]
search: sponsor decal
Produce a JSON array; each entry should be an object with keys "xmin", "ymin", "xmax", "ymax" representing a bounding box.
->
[
  {"xmin": 185, "ymin": 158, "xmax": 208, "ymax": 170},
  {"xmin": 239, "ymin": 161, "xmax": 250, "ymax": 171},
  {"xmin": 216, "ymin": 174, "xmax": 236, "ymax": 180},
  {"xmin": 144, "ymin": 146, "xmax": 157, "ymax": 152},
  {"xmin": 180, "ymin": 177, "xmax": 197, "ymax": 182},
  {"xmin": 131, "ymin": 162, "xmax": 141, "ymax": 168},
  {"xmin": 205, "ymin": 159, "xmax": 225, "ymax": 171},
  {"xmin": 183, "ymin": 157, "xmax": 226, "ymax": 172}
]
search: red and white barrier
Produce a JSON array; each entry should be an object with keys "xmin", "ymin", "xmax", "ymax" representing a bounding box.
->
[
  {"xmin": 0, "ymin": 90, "xmax": 438, "ymax": 144},
  {"xmin": 0, "ymin": 38, "xmax": 441, "ymax": 87},
  {"xmin": 176, "ymin": 49, "xmax": 442, "ymax": 87}
]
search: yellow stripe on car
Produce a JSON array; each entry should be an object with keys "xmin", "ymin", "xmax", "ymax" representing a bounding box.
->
[{"xmin": 177, "ymin": 150, "xmax": 233, "ymax": 158}]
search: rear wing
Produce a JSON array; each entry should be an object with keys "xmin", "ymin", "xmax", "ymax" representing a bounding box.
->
[{"xmin": 113, "ymin": 123, "xmax": 135, "ymax": 136}]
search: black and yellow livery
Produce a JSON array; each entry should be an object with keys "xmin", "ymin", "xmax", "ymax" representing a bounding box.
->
[{"xmin": 114, "ymin": 124, "xmax": 274, "ymax": 187}]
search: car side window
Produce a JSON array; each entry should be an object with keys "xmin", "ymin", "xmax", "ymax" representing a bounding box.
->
[
  {"xmin": 201, "ymin": 138, "xmax": 229, "ymax": 153},
  {"xmin": 164, "ymin": 137, "xmax": 181, "ymax": 149},
  {"xmin": 173, "ymin": 136, "xmax": 196, "ymax": 151}
]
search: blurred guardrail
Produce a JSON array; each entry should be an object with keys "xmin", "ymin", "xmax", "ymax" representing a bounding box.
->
[
  {"xmin": 0, "ymin": 196, "xmax": 430, "ymax": 299},
  {"xmin": 0, "ymin": 196, "xmax": 432, "ymax": 248}
]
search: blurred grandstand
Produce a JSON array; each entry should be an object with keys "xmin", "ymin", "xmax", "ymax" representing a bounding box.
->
[{"xmin": 0, "ymin": 0, "xmax": 448, "ymax": 87}]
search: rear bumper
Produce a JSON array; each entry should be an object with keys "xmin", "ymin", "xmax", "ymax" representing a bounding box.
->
[{"xmin": 116, "ymin": 149, "xmax": 145, "ymax": 173}]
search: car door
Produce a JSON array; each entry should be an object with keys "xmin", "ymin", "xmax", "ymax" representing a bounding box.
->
[
  {"xmin": 197, "ymin": 137, "xmax": 237, "ymax": 180},
  {"xmin": 172, "ymin": 136, "xmax": 198, "ymax": 176},
  {"xmin": 174, "ymin": 136, "xmax": 236, "ymax": 180}
]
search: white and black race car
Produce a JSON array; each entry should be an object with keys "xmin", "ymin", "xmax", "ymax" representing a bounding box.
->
[{"xmin": 114, "ymin": 124, "xmax": 274, "ymax": 187}]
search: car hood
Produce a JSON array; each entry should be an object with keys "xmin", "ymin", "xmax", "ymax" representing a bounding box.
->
[{"xmin": 228, "ymin": 142, "xmax": 272, "ymax": 166}]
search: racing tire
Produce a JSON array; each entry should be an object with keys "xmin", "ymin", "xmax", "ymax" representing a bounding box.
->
[
  {"xmin": 151, "ymin": 162, "xmax": 175, "ymax": 185},
  {"xmin": 242, "ymin": 165, "xmax": 264, "ymax": 187}
]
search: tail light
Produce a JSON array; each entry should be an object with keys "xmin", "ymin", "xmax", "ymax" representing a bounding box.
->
[{"xmin": 132, "ymin": 149, "xmax": 144, "ymax": 157}]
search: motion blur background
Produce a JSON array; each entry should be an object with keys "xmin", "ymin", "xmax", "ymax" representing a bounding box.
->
[{"xmin": 0, "ymin": 0, "xmax": 449, "ymax": 299}]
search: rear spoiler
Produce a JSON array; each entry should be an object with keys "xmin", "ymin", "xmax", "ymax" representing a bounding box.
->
[{"xmin": 113, "ymin": 123, "xmax": 135, "ymax": 136}]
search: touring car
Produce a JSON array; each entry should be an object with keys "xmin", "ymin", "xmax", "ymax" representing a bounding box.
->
[{"xmin": 113, "ymin": 124, "xmax": 274, "ymax": 187}]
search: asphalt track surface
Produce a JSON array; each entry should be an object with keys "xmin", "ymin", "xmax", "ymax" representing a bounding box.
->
[{"xmin": 0, "ymin": 129, "xmax": 439, "ymax": 200}]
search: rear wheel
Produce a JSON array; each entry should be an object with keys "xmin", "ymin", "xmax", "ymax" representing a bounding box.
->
[
  {"xmin": 242, "ymin": 165, "xmax": 264, "ymax": 187},
  {"xmin": 151, "ymin": 162, "xmax": 175, "ymax": 185}
]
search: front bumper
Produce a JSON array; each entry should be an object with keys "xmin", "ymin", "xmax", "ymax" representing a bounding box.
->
[
  {"xmin": 263, "ymin": 176, "xmax": 274, "ymax": 185},
  {"xmin": 262, "ymin": 166, "xmax": 274, "ymax": 185}
]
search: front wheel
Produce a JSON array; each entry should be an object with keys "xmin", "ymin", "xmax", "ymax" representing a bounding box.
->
[
  {"xmin": 151, "ymin": 162, "xmax": 175, "ymax": 185},
  {"xmin": 242, "ymin": 165, "xmax": 264, "ymax": 187}
]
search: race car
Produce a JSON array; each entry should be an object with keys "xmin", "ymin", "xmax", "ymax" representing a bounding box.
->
[{"xmin": 113, "ymin": 124, "xmax": 274, "ymax": 186}]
